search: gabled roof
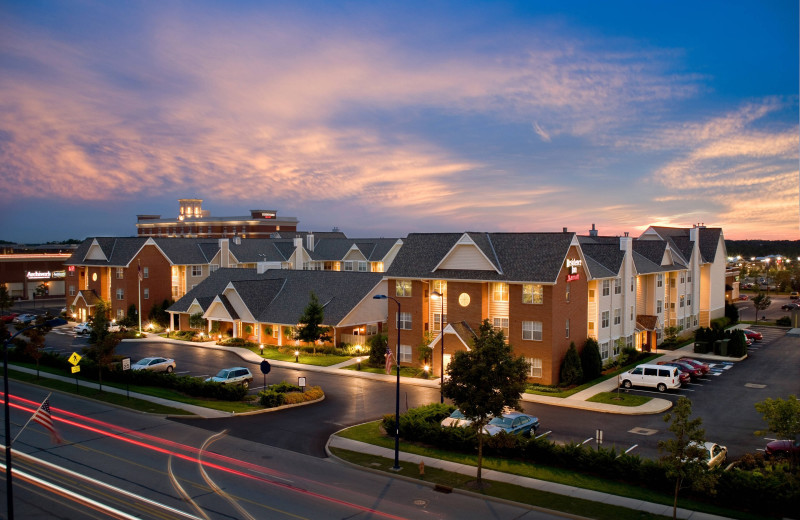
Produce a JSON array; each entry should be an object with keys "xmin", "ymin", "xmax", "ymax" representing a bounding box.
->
[
  {"xmin": 229, "ymin": 239, "xmax": 293, "ymax": 263},
  {"xmin": 577, "ymin": 236, "xmax": 625, "ymax": 279},
  {"xmin": 307, "ymin": 238, "xmax": 402, "ymax": 262},
  {"xmin": 699, "ymin": 228, "xmax": 723, "ymax": 263},
  {"xmin": 168, "ymin": 269, "xmax": 384, "ymax": 327},
  {"xmin": 636, "ymin": 315, "xmax": 660, "ymax": 331},
  {"xmin": 387, "ymin": 232, "xmax": 575, "ymax": 283}
]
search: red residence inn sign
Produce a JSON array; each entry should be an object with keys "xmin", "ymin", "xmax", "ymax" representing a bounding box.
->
[{"xmin": 565, "ymin": 258, "xmax": 581, "ymax": 282}]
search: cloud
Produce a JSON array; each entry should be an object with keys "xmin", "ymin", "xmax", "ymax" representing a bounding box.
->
[{"xmin": 532, "ymin": 122, "xmax": 551, "ymax": 142}]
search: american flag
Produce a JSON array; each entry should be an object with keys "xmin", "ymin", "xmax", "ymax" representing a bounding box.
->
[
  {"xmin": 138, "ymin": 259, "xmax": 143, "ymax": 282},
  {"xmin": 32, "ymin": 396, "xmax": 63, "ymax": 444},
  {"xmin": 385, "ymin": 347, "xmax": 394, "ymax": 375}
]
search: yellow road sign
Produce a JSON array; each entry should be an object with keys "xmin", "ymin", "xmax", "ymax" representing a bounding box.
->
[
  {"xmin": 68, "ymin": 352, "xmax": 82, "ymax": 366},
  {"xmin": 71, "ymin": 366, "xmax": 80, "ymax": 374}
]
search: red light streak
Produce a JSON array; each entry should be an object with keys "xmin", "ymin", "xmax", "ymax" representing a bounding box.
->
[{"xmin": 2, "ymin": 393, "xmax": 411, "ymax": 520}]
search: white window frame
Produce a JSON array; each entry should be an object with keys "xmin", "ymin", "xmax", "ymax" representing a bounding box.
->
[
  {"xmin": 143, "ymin": 266, "xmax": 149, "ymax": 279},
  {"xmin": 493, "ymin": 317, "xmax": 509, "ymax": 337},
  {"xmin": 358, "ymin": 261, "xmax": 368, "ymax": 272},
  {"xmin": 191, "ymin": 265, "xmax": 202, "ymax": 277},
  {"xmin": 116, "ymin": 268, "xmax": 124, "ymax": 279},
  {"xmin": 116, "ymin": 308, "xmax": 124, "ymax": 319},
  {"xmin": 528, "ymin": 358, "xmax": 542, "ymax": 378},
  {"xmin": 601, "ymin": 311, "xmax": 609, "ymax": 328},
  {"xmin": 116, "ymin": 288, "xmax": 124, "ymax": 300},
  {"xmin": 657, "ymin": 300, "xmax": 663, "ymax": 314},
  {"xmin": 522, "ymin": 321, "xmax": 542, "ymax": 341},
  {"xmin": 69, "ymin": 285, "xmax": 75, "ymax": 296},
  {"xmin": 210, "ymin": 264, "xmax": 219, "ymax": 272},
  {"xmin": 680, "ymin": 295, "xmax": 685, "ymax": 307},
  {"xmin": 399, "ymin": 345, "xmax": 412, "ymax": 363},
  {"xmin": 144, "ymin": 288, "xmax": 150, "ymax": 299},
  {"xmin": 565, "ymin": 319, "xmax": 570, "ymax": 338},
  {"xmin": 600, "ymin": 341, "xmax": 609, "ymax": 360},
  {"xmin": 657, "ymin": 274, "xmax": 663, "ymax": 288},
  {"xmin": 602, "ymin": 279, "xmax": 610, "ymax": 296},
  {"xmin": 397, "ymin": 312, "xmax": 412, "ymax": 330},
  {"xmin": 614, "ymin": 308, "xmax": 621, "ymax": 325},
  {"xmin": 344, "ymin": 261, "xmax": 354, "ymax": 271},
  {"xmin": 614, "ymin": 278, "xmax": 622, "ymax": 294}
]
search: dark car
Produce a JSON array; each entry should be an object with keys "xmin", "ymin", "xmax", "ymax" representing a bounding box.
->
[
  {"xmin": 740, "ymin": 329, "xmax": 762, "ymax": 341},
  {"xmin": 765, "ymin": 438, "xmax": 800, "ymax": 458},
  {"xmin": 482, "ymin": 412, "xmax": 540, "ymax": 437},
  {"xmin": 0, "ymin": 313, "xmax": 18, "ymax": 324},
  {"xmin": 678, "ymin": 357, "xmax": 711, "ymax": 375},
  {"xmin": 658, "ymin": 361, "xmax": 703, "ymax": 380},
  {"xmin": 781, "ymin": 302, "xmax": 800, "ymax": 311},
  {"xmin": 673, "ymin": 370, "xmax": 691, "ymax": 385}
]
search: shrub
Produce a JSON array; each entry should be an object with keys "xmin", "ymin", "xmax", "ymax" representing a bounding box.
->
[
  {"xmin": 777, "ymin": 316, "xmax": 792, "ymax": 326},
  {"xmin": 580, "ymin": 338, "xmax": 602, "ymax": 382},
  {"xmin": 560, "ymin": 343, "xmax": 582, "ymax": 386},
  {"xmin": 259, "ymin": 390, "xmax": 286, "ymax": 407},
  {"xmin": 283, "ymin": 386, "xmax": 323, "ymax": 404}
]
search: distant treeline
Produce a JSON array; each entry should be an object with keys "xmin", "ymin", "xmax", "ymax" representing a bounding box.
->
[{"xmin": 726, "ymin": 240, "xmax": 800, "ymax": 259}]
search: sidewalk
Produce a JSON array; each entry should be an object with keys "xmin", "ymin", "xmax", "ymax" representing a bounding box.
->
[{"xmin": 326, "ymin": 435, "xmax": 732, "ymax": 520}]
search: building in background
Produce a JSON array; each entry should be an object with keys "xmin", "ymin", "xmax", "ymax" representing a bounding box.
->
[{"xmin": 0, "ymin": 244, "xmax": 77, "ymax": 302}]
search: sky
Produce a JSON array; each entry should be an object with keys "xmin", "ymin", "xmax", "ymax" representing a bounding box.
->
[{"xmin": 1, "ymin": 1, "xmax": 797, "ymax": 243}]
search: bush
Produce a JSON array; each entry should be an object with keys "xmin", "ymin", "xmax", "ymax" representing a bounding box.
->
[
  {"xmin": 367, "ymin": 333, "xmax": 388, "ymax": 366},
  {"xmin": 259, "ymin": 389, "xmax": 286, "ymax": 407},
  {"xmin": 777, "ymin": 316, "xmax": 792, "ymax": 326},
  {"xmin": 580, "ymin": 338, "xmax": 602, "ymax": 382},
  {"xmin": 560, "ymin": 343, "xmax": 582, "ymax": 386}
]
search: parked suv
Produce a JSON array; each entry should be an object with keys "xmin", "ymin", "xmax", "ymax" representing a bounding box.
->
[
  {"xmin": 619, "ymin": 364, "xmax": 681, "ymax": 392},
  {"xmin": 205, "ymin": 367, "xmax": 254, "ymax": 388}
]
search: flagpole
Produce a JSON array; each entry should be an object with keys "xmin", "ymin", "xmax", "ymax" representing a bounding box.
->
[
  {"xmin": 11, "ymin": 393, "xmax": 51, "ymax": 445},
  {"xmin": 137, "ymin": 259, "xmax": 142, "ymax": 333}
]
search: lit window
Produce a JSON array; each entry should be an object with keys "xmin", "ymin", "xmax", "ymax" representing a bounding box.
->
[
  {"xmin": 116, "ymin": 288, "xmax": 124, "ymax": 300},
  {"xmin": 116, "ymin": 309, "xmax": 124, "ymax": 319},
  {"xmin": 116, "ymin": 268, "xmax": 123, "ymax": 279},
  {"xmin": 522, "ymin": 321, "xmax": 542, "ymax": 341},
  {"xmin": 565, "ymin": 282, "xmax": 570, "ymax": 302},
  {"xmin": 522, "ymin": 284, "xmax": 543, "ymax": 304},
  {"xmin": 680, "ymin": 295, "xmax": 685, "ymax": 307},
  {"xmin": 395, "ymin": 280, "xmax": 412, "ymax": 297},
  {"xmin": 492, "ymin": 283, "xmax": 509, "ymax": 302}
]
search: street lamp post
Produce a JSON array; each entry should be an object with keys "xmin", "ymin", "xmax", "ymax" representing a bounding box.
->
[
  {"xmin": 3, "ymin": 317, "xmax": 67, "ymax": 520},
  {"xmin": 431, "ymin": 291, "xmax": 445, "ymax": 403},
  {"xmin": 373, "ymin": 294, "xmax": 401, "ymax": 471}
]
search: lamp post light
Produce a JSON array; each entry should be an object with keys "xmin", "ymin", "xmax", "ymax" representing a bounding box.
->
[
  {"xmin": 431, "ymin": 290, "xmax": 445, "ymax": 403},
  {"xmin": 4, "ymin": 317, "xmax": 67, "ymax": 520},
  {"xmin": 259, "ymin": 344, "xmax": 264, "ymax": 356},
  {"xmin": 373, "ymin": 294, "xmax": 402, "ymax": 471},
  {"xmin": 294, "ymin": 350, "xmax": 299, "ymax": 363}
]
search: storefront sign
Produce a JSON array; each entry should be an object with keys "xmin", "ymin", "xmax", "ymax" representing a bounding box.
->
[
  {"xmin": 259, "ymin": 211, "xmax": 276, "ymax": 219},
  {"xmin": 53, "ymin": 270, "xmax": 66, "ymax": 278},
  {"xmin": 26, "ymin": 270, "xmax": 51, "ymax": 280},
  {"xmin": 566, "ymin": 273, "xmax": 580, "ymax": 282},
  {"xmin": 565, "ymin": 258, "xmax": 582, "ymax": 276}
]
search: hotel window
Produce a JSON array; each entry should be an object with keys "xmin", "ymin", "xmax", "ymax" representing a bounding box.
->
[
  {"xmin": 117, "ymin": 309, "xmax": 124, "ymax": 319},
  {"xmin": 565, "ymin": 319, "xmax": 570, "ymax": 338},
  {"xmin": 144, "ymin": 288, "xmax": 150, "ymax": 299},
  {"xmin": 601, "ymin": 311, "xmax": 609, "ymax": 328},
  {"xmin": 116, "ymin": 288, "xmax": 124, "ymax": 300},
  {"xmin": 493, "ymin": 317, "xmax": 509, "ymax": 337},
  {"xmin": 687, "ymin": 294, "xmax": 692, "ymax": 306},
  {"xmin": 367, "ymin": 324, "xmax": 378, "ymax": 335},
  {"xmin": 600, "ymin": 341, "xmax": 609, "ymax": 360},
  {"xmin": 191, "ymin": 265, "xmax": 202, "ymax": 277},
  {"xmin": 589, "ymin": 322, "xmax": 595, "ymax": 331},
  {"xmin": 68, "ymin": 269, "xmax": 74, "ymax": 277},
  {"xmin": 614, "ymin": 308, "xmax": 621, "ymax": 325},
  {"xmin": 627, "ymin": 335, "xmax": 634, "ymax": 348},
  {"xmin": 358, "ymin": 261, "xmax": 368, "ymax": 272},
  {"xmin": 588, "ymin": 289, "xmax": 595, "ymax": 300},
  {"xmin": 522, "ymin": 284, "xmax": 543, "ymax": 304},
  {"xmin": 116, "ymin": 268, "xmax": 124, "ymax": 279},
  {"xmin": 687, "ymin": 272, "xmax": 692, "ymax": 283},
  {"xmin": 693, "ymin": 315, "xmax": 698, "ymax": 326},
  {"xmin": 210, "ymin": 264, "xmax": 219, "ymax": 272},
  {"xmin": 630, "ymin": 276, "xmax": 635, "ymax": 292},
  {"xmin": 528, "ymin": 358, "xmax": 543, "ymax": 378},
  {"xmin": 680, "ymin": 295, "xmax": 685, "ymax": 307},
  {"xmin": 272, "ymin": 326, "xmax": 278, "ymax": 338},
  {"xmin": 657, "ymin": 274, "xmax": 663, "ymax": 287},
  {"xmin": 344, "ymin": 261, "xmax": 354, "ymax": 271},
  {"xmin": 399, "ymin": 345, "xmax": 412, "ymax": 363},
  {"xmin": 143, "ymin": 266, "xmax": 149, "ymax": 279},
  {"xmin": 602, "ymin": 280, "xmax": 610, "ymax": 296},
  {"xmin": 614, "ymin": 278, "xmax": 622, "ymax": 294},
  {"xmin": 396, "ymin": 280, "xmax": 412, "ymax": 297},
  {"xmin": 657, "ymin": 300, "xmax": 663, "ymax": 313},
  {"xmin": 680, "ymin": 273, "xmax": 685, "ymax": 283},
  {"xmin": 522, "ymin": 321, "xmax": 542, "ymax": 341},
  {"xmin": 433, "ymin": 313, "xmax": 447, "ymax": 331},
  {"xmin": 492, "ymin": 282, "xmax": 509, "ymax": 302},
  {"xmin": 565, "ymin": 282, "xmax": 570, "ymax": 302},
  {"xmin": 397, "ymin": 312, "xmax": 412, "ymax": 330},
  {"xmin": 69, "ymin": 286, "xmax": 75, "ymax": 296},
  {"xmin": 613, "ymin": 339, "xmax": 621, "ymax": 356}
]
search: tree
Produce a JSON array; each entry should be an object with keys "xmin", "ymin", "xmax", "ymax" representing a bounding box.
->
[
  {"xmin": 148, "ymin": 299, "xmax": 173, "ymax": 329},
  {"xmin": 560, "ymin": 342, "xmax": 583, "ymax": 386},
  {"xmin": 367, "ymin": 333, "xmax": 388, "ymax": 366},
  {"xmin": 34, "ymin": 282, "xmax": 48, "ymax": 298},
  {"xmin": 294, "ymin": 291, "xmax": 331, "ymax": 354},
  {"xmin": 658, "ymin": 397, "xmax": 718, "ymax": 520},
  {"xmin": 189, "ymin": 312, "xmax": 207, "ymax": 330},
  {"xmin": 752, "ymin": 292, "xmax": 772, "ymax": 321},
  {"xmin": 0, "ymin": 285, "xmax": 13, "ymax": 315},
  {"xmin": 417, "ymin": 331, "xmax": 434, "ymax": 365},
  {"xmin": 441, "ymin": 320, "xmax": 528, "ymax": 485},
  {"xmin": 724, "ymin": 301, "xmax": 739, "ymax": 324},
  {"xmin": 88, "ymin": 300, "xmax": 112, "ymax": 345},
  {"xmin": 755, "ymin": 395, "xmax": 800, "ymax": 440},
  {"xmin": 22, "ymin": 316, "xmax": 54, "ymax": 378},
  {"xmin": 580, "ymin": 338, "xmax": 602, "ymax": 382}
]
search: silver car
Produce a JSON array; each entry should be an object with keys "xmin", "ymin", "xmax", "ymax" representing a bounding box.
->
[
  {"xmin": 205, "ymin": 367, "xmax": 253, "ymax": 388},
  {"xmin": 131, "ymin": 357, "xmax": 176, "ymax": 373}
]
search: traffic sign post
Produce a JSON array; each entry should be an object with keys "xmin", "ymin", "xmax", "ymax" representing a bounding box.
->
[
  {"xmin": 69, "ymin": 352, "xmax": 82, "ymax": 393},
  {"xmin": 260, "ymin": 360, "xmax": 271, "ymax": 390},
  {"xmin": 298, "ymin": 376, "xmax": 307, "ymax": 393},
  {"xmin": 122, "ymin": 357, "xmax": 131, "ymax": 398}
]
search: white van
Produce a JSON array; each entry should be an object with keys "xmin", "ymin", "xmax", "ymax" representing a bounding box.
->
[{"xmin": 619, "ymin": 363, "xmax": 681, "ymax": 392}]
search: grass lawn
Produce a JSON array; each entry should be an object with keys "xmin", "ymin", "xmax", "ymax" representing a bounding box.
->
[
  {"xmin": 9, "ymin": 368, "xmax": 192, "ymax": 415},
  {"xmin": 586, "ymin": 392, "xmax": 651, "ymax": 406},
  {"xmin": 525, "ymin": 354, "xmax": 661, "ymax": 397},
  {"xmin": 246, "ymin": 345, "xmax": 354, "ymax": 366},
  {"xmin": 342, "ymin": 363, "xmax": 432, "ymax": 379},
  {"xmin": 334, "ymin": 421, "xmax": 762, "ymax": 520}
]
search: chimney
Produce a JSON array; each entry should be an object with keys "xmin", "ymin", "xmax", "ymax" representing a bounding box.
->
[
  {"xmin": 306, "ymin": 233, "xmax": 315, "ymax": 252},
  {"xmin": 233, "ymin": 235, "xmax": 241, "ymax": 245},
  {"xmin": 219, "ymin": 238, "xmax": 230, "ymax": 268},
  {"xmin": 563, "ymin": 227, "xmax": 568, "ymax": 233},
  {"xmin": 293, "ymin": 237, "xmax": 303, "ymax": 249},
  {"xmin": 589, "ymin": 223, "xmax": 598, "ymax": 237},
  {"xmin": 620, "ymin": 234, "xmax": 632, "ymax": 251}
]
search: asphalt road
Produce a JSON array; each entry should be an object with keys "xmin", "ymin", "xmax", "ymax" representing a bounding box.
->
[{"xmin": 3, "ymin": 383, "xmax": 568, "ymax": 520}]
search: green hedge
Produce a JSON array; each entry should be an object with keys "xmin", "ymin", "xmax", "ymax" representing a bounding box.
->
[
  {"xmin": 382, "ymin": 404, "xmax": 799, "ymax": 516},
  {"xmin": 257, "ymin": 380, "xmax": 307, "ymax": 407}
]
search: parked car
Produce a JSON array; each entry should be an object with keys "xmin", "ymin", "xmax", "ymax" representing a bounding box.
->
[
  {"xmin": 13, "ymin": 314, "xmax": 37, "ymax": 326},
  {"xmin": 740, "ymin": 329, "xmax": 762, "ymax": 342},
  {"xmin": 781, "ymin": 302, "xmax": 800, "ymax": 311},
  {"xmin": 0, "ymin": 313, "xmax": 19, "ymax": 324},
  {"xmin": 482, "ymin": 412, "xmax": 540, "ymax": 437},
  {"xmin": 619, "ymin": 364, "xmax": 681, "ymax": 392},
  {"xmin": 131, "ymin": 357, "xmax": 176, "ymax": 373},
  {"xmin": 658, "ymin": 360, "xmax": 703, "ymax": 380},
  {"xmin": 441, "ymin": 409, "xmax": 474, "ymax": 428},
  {"xmin": 108, "ymin": 323, "xmax": 126, "ymax": 333},
  {"xmin": 205, "ymin": 367, "xmax": 254, "ymax": 388},
  {"xmin": 738, "ymin": 295, "xmax": 749, "ymax": 301},
  {"xmin": 693, "ymin": 441, "xmax": 728, "ymax": 468},
  {"xmin": 73, "ymin": 322, "xmax": 92, "ymax": 334},
  {"xmin": 790, "ymin": 292, "xmax": 799, "ymax": 300},
  {"xmin": 765, "ymin": 438, "xmax": 800, "ymax": 458},
  {"xmin": 678, "ymin": 357, "xmax": 711, "ymax": 375}
]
